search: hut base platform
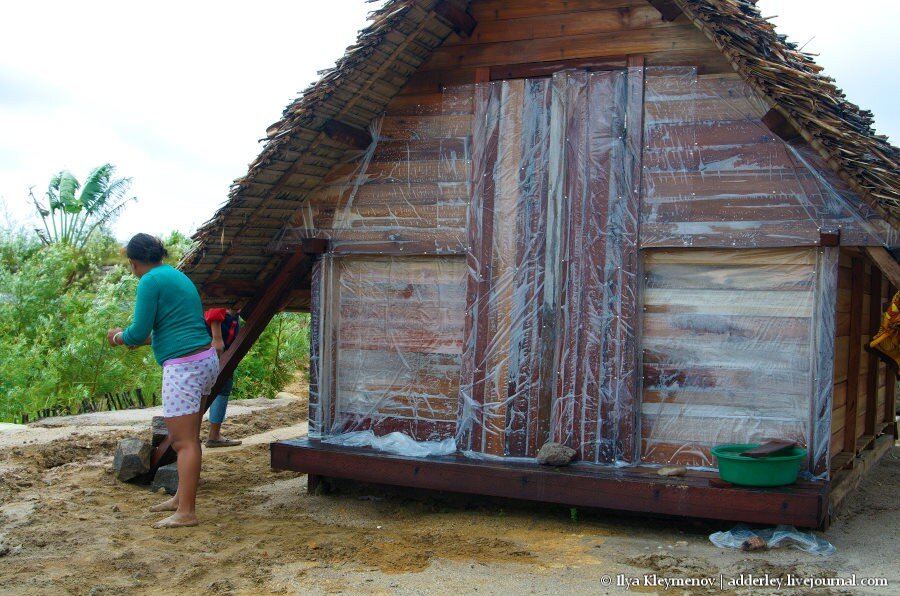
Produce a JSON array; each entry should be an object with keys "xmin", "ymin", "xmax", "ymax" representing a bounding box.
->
[{"xmin": 268, "ymin": 437, "xmax": 871, "ymax": 530}]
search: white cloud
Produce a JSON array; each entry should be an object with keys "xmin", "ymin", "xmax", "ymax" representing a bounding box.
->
[
  {"xmin": 1, "ymin": 1, "xmax": 895, "ymax": 241},
  {"xmin": 0, "ymin": 0, "xmax": 374, "ymax": 239}
]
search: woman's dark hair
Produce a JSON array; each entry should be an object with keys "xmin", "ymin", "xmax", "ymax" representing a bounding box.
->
[{"xmin": 126, "ymin": 233, "xmax": 168, "ymax": 263}]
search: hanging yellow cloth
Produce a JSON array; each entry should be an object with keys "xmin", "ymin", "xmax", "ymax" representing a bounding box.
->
[{"xmin": 870, "ymin": 290, "xmax": 900, "ymax": 366}]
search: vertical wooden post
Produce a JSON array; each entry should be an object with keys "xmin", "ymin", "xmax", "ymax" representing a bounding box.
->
[
  {"xmin": 864, "ymin": 269, "xmax": 882, "ymax": 440},
  {"xmin": 460, "ymin": 79, "xmax": 499, "ymax": 452},
  {"xmin": 842, "ymin": 256, "xmax": 864, "ymax": 464},
  {"xmin": 614, "ymin": 54, "xmax": 645, "ymax": 464},
  {"xmin": 811, "ymin": 247, "xmax": 838, "ymax": 477},
  {"xmin": 308, "ymin": 261, "xmax": 323, "ymax": 437},
  {"xmin": 506, "ymin": 78, "xmax": 551, "ymax": 457},
  {"xmin": 482, "ymin": 79, "xmax": 523, "ymax": 456},
  {"xmin": 554, "ymin": 71, "xmax": 589, "ymax": 451},
  {"xmin": 536, "ymin": 72, "xmax": 569, "ymax": 451},
  {"xmin": 886, "ymin": 283, "xmax": 898, "ymax": 436}
]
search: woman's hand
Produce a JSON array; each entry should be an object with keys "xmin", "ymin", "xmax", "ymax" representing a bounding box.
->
[{"xmin": 107, "ymin": 328, "xmax": 124, "ymax": 347}]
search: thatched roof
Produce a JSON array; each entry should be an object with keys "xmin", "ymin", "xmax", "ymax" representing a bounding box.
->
[{"xmin": 183, "ymin": 0, "xmax": 900, "ymax": 305}]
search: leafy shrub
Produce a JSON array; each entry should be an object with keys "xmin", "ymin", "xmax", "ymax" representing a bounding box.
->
[{"xmin": 0, "ymin": 229, "xmax": 309, "ymax": 422}]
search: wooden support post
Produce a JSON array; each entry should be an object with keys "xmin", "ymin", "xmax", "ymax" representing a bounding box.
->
[
  {"xmin": 842, "ymin": 257, "xmax": 864, "ymax": 465},
  {"xmin": 536, "ymin": 72, "xmax": 569, "ymax": 452},
  {"xmin": 483, "ymin": 79, "xmax": 523, "ymax": 456},
  {"xmin": 811, "ymin": 248, "xmax": 838, "ymax": 476},
  {"xmin": 554, "ymin": 71, "xmax": 589, "ymax": 453},
  {"xmin": 506, "ymin": 79, "xmax": 552, "ymax": 458},
  {"xmin": 886, "ymin": 282, "xmax": 897, "ymax": 435},
  {"xmin": 151, "ymin": 247, "xmax": 323, "ymax": 471},
  {"xmin": 864, "ymin": 270, "xmax": 882, "ymax": 439},
  {"xmin": 886, "ymin": 366, "xmax": 898, "ymax": 438},
  {"xmin": 819, "ymin": 228, "xmax": 840, "ymax": 247},
  {"xmin": 434, "ymin": 0, "xmax": 477, "ymax": 38},
  {"xmin": 616, "ymin": 54, "xmax": 645, "ymax": 464},
  {"xmin": 322, "ymin": 119, "xmax": 372, "ymax": 150},
  {"xmin": 460, "ymin": 81, "xmax": 499, "ymax": 452},
  {"xmin": 864, "ymin": 247, "xmax": 900, "ymax": 289}
]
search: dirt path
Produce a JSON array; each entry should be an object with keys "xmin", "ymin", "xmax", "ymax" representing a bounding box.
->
[{"xmin": 0, "ymin": 397, "xmax": 896, "ymax": 595}]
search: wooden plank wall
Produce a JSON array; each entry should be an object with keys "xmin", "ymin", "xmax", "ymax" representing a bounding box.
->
[
  {"xmin": 294, "ymin": 88, "xmax": 474, "ymax": 254},
  {"xmin": 830, "ymin": 248, "xmax": 896, "ymax": 471},
  {"xmin": 639, "ymin": 68, "xmax": 887, "ymax": 248},
  {"xmin": 551, "ymin": 70, "xmax": 632, "ymax": 463},
  {"xmin": 294, "ymin": 0, "xmax": 733, "ymax": 253},
  {"xmin": 404, "ymin": 0, "xmax": 734, "ymax": 96},
  {"xmin": 459, "ymin": 78, "xmax": 553, "ymax": 457},
  {"xmin": 298, "ymin": 0, "xmax": 896, "ymax": 463},
  {"xmin": 328, "ymin": 257, "xmax": 467, "ymax": 441},
  {"xmin": 641, "ymin": 248, "xmax": 817, "ymax": 467}
]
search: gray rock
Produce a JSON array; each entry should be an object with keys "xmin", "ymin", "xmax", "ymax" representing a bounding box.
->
[
  {"xmin": 151, "ymin": 416, "xmax": 168, "ymax": 447},
  {"xmin": 537, "ymin": 442, "xmax": 576, "ymax": 466},
  {"xmin": 657, "ymin": 465, "xmax": 687, "ymax": 477},
  {"xmin": 151, "ymin": 463, "xmax": 179, "ymax": 495},
  {"xmin": 113, "ymin": 438, "xmax": 152, "ymax": 482}
]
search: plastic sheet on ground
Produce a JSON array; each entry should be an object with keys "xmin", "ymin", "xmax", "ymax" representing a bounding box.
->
[
  {"xmin": 323, "ymin": 430, "xmax": 456, "ymax": 458},
  {"xmin": 710, "ymin": 524, "xmax": 836, "ymax": 556}
]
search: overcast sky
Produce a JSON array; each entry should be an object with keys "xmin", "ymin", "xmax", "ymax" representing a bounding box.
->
[{"xmin": 1, "ymin": 0, "xmax": 896, "ymax": 241}]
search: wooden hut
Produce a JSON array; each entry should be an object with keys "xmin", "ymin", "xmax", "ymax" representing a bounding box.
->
[{"xmin": 183, "ymin": 0, "xmax": 900, "ymax": 529}]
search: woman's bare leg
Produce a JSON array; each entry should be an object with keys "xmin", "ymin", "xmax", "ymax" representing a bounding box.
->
[{"xmin": 153, "ymin": 411, "xmax": 202, "ymax": 528}]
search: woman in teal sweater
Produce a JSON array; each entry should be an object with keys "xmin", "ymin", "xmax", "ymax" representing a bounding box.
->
[{"xmin": 107, "ymin": 233, "xmax": 216, "ymax": 529}]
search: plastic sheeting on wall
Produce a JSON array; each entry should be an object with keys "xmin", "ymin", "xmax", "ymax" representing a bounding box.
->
[
  {"xmin": 458, "ymin": 70, "xmax": 642, "ymax": 464},
  {"xmin": 272, "ymin": 85, "xmax": 475, "ymax": 255},
  {"xmin": 639, "ymin": 247, "xmax": 833, "ymax": 476},
  {"xmin": 309, "ymin": 255, "xmax": 466, "ymax": 442},
  {"xmin": 640, "ymin": 67, "xmax": 894, "ymax": 248},
  {"xmin": 302, "ymin": 64, "xmax": 887, "ymax": 477}
]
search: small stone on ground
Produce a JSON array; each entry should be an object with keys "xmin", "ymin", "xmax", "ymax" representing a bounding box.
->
[
  {"xmin": 537, "ymin": 442, "xmax": 576, "ymax": 466},
  {"xmin": 151, "ymin": 462, "xmax": 179, "ymax": 495},
  {"xmin": 113, "ymin": 438, "xmax": 152, "ymax": 482}
]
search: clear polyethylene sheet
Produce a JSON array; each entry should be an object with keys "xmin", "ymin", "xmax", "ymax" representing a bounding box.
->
[
  {"xmin": 640, "ymin": 247, "xmax": 820, "ymax": 472},
  {"xmin": 311, "ymin": 255, "xmax": 467, "ymax": 443},
  {"xmin": 275, "ymin": 86, "xmax": 475, "ymax": 254},
  {"xmin": 640, "ymin": 67, "xmax": 893, "ymax": 249},
  {"xmin": 459, "ymin": 69, "xmax": 640, "ymax": 464},
  {"xmin": 304, "ymin": 64, "xmax": 878, "ymax": 472}
]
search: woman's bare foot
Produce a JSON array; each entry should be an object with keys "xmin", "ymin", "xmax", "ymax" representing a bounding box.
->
[
  {"xmin": 149, "ymin": 496, "xmax": 179, "ymax": 512},
  {"xmin": 152, "ymin": 512, "xmax": 198, "ymax": 529}
]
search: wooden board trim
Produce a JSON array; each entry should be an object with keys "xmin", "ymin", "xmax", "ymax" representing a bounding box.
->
[
  {"xmin": 864, "ymin": 270, "xmax": 883, "ymax": 436},
  {"xmin": 272, "ymin": 438, "xmax": 828, "ymax": 529},
  {"xmin": 864, "ymin": 247, "xmax": 900, "ymax": 289},
  {"xmin": 489, "ymin": 57, "xmax": 626, "ymax": 80},
  {"xmin": 811, "ymin": 247, "xmax": 838, "ymax": 476},
  {"xmin": 841, "ymin": 256, "xmax": 864, "ymax": 463},
  {"xmin": 828, "ymin": 433, "xmax": 894, "ymax": 516},
  {"xmin": 615, "ymin": 54, "xmax": 646, "ymax": 463}
]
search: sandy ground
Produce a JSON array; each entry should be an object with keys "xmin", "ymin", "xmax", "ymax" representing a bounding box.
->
[{"xmin": 0, "ymin": 391, "xmax": 897, "ymax": 595}]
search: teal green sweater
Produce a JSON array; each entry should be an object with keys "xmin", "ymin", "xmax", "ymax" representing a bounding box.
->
[{"xmin": 122, "ymin": 265, "xmax": 211, "ymax": 364}]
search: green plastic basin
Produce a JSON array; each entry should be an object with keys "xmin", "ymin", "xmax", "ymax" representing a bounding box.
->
[{"xmin": 711, "ymin": 444, "xmax": 807, "ymax": 487}]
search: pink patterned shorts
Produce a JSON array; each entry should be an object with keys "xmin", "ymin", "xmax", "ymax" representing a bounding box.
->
[{"xmin": 161, "ymin": 348, "xmax": 219, "ymax": 418}]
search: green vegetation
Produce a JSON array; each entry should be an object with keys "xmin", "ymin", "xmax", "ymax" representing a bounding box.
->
[{"xmin": 0, "ymin": 225, "xmax": 309, "ymax": 423}]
